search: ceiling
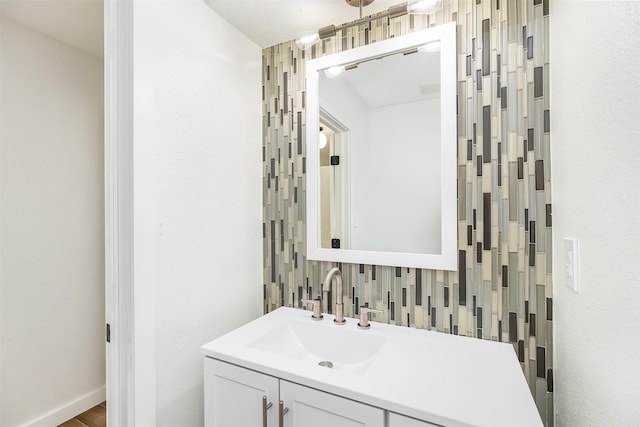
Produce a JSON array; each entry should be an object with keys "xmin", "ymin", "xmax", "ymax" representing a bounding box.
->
[
  {"xmin": 1, "ymin": 0, "xmax": 103, "ymax": 58},
  {"xmin": 204, "ymin": 0, "xmax": 402, "ymax": 48},
  {"xmin": 0, "ymin": 0, "xmax": 404, "ymax": 56}
]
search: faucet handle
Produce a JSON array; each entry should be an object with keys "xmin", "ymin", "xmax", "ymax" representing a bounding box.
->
[
  {"xmin": 301, "ymin": 299, "xmax": 323, "ymax": 320},
  {"xmin": 358, "ymin": 306, "xmax": 384, "ymax": 329}
]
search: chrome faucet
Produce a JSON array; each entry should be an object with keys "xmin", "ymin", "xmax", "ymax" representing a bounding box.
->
[{"xmin": 323, "ymin": 267, "xmax": 345, "ymax": 324}]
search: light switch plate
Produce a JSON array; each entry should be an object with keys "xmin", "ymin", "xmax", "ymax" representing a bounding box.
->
[{"xmin": 563, "ymin": 238, "xmax": 579, "ymax": 292}]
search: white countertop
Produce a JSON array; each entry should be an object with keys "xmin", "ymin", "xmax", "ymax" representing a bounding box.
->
[{"xmin": 200, "ymin": 307, "xmax": 543, "ymax": 427}]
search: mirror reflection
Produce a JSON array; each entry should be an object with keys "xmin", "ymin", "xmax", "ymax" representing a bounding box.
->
[{"xmin": 318, "ymin": 45, "xmax": 442, "ymax": 254}]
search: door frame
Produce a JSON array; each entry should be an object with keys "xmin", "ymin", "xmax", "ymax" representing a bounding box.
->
[{"xmin": 104, "ymin": 1, "xmax": 134, "ymax": 425}]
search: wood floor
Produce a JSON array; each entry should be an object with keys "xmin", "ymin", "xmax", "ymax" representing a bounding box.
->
[{"xmin": 58, "ymin": 402, "xmax": 106, "ymax": 427}]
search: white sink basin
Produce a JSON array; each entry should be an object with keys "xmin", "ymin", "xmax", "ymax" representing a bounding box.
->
[{"xmin": 249, "ymin": 319, "xmax": 386, "ymax": 374}]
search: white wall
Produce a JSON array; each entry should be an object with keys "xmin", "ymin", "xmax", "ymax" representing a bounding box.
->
[
  {"xmin": 0, "ymin": 16, "xmax": 105, "ymax": 427},
  {"xmin": 550, "ymin": 2, "xmax": 640, "ymax": 426},
  {"xmin": 132, "ymin": 1, "xmax": 263, "ymax": 425},
  {"xmin": 365, "ymin": 99, "xmax": 441, "ymax": 253}
]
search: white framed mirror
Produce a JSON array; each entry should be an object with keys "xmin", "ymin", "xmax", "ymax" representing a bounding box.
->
[{"xmin": 306, "ymin": 22, "xmax": 457, "ymax": 270}]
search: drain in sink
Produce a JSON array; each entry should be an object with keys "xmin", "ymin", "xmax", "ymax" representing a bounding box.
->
[{"xmin": 318, "ymin": 360, "xmax": 333, "ymax": 368}]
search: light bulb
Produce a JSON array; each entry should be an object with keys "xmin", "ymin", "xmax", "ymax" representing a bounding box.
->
[
  {"xmin": 408, "ymin": 0, "xmax": 442, "ymax": 14},
  {"xmin": 295, "ymin": 31, "xmax": 320, "ymax": 50},
  {"xmin": 324, "ymin": 66, "xmax": 345, "ymax": 79},
  {"xmin": 319, "ymin": 132, "xmax": 328, "ymax": 149}
]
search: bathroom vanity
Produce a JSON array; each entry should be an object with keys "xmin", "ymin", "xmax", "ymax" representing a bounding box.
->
[{"xmin": 201, "ymin": 307, "xmax": 543, "ymax": 427}]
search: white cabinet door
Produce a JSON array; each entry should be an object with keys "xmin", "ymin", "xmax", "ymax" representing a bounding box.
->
[
  {"xmin": 388, "ymin": 412, "xmax": 440, "ymax": 427},
  {"xmin": 280, "ymin": 380, "xmax": 385, "ymax": 427},
  {"xmin": 204, "ymin": 358, "xmax": 279, "ymax": 427}
]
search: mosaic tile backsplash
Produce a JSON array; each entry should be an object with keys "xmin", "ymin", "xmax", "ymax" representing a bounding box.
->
[{"xmin": 262, "ymin": 0, "xmax": 552, "ymax": 425}]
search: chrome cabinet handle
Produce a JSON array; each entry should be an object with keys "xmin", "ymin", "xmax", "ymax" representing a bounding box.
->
[
  {"xmin": 278, "ymin": 400, "xmax": 289, "ymax": 427},
  {"xmin": 262, "ymin": 395, "xmax": 273, "ymax": 427}
]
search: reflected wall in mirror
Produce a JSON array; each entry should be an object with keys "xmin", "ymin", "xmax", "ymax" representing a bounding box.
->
[{"xmin": 306, "ymin": 23, "xmax": 457, "ymax": 270}]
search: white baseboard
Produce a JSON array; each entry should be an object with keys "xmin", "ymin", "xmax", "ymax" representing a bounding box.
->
[{"xmin": 22, "ymin": 386, "xmax": 106, "ymax": 427}]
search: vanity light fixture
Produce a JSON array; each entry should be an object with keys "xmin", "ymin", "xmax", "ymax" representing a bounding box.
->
[
  {"xmin": 324, "ymin": 65, "xmax": 346, "ymax": 78},
  {"xmin": 294, "ymin": 0, "xmax": 442, "ymax": 51},
  {"xmin": 295, "ymin": 31, "xmax": 321, "ymax": 50}
]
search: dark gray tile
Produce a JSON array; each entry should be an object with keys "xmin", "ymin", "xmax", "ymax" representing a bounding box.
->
[
  {"xmin": 501, "ymin": 87, "xmax": 507, "ymax": 109},
  {"xmin": 483, "ymin": 105, "xmax": 491, "ymax": 161},
  {"xmin": 529, "ymin": 243, "xmax": 536, "ymax": 266},
  {"xmin": 534, "ymin": 66, "xmax": 544, "ymax": 98},
  {"xmin": 535, "ymin": 159, "xmax": 545, "ymax": 190},
  {"xmin": 283, "ymin": 72, "xmax": 289, "ymax": 113},
  {"xmin": 459, "ymin": 250, "xmax": 467, "ymax": 305},
  {"xmin": 483, "ymin": 193, "xmax": 491, "ymax": 250},
  {"xmin": 530, "ymin": 313, "xmax": 536, "ymax": 336},
  {"xmin": 482, "ymin": 19, "xmax": 490, "ymax": 76},
  {"xmin": 297, "ymin": 111, "xmax": 303, "ymax": 154},
  {"xmin": 537, "ymin": 347, "xmax": 546, "ymax": 378},
  {"xmin": 502, "ymin": 265, "xmax": 508, "ymax": 288},
  {"xmin": 527, "ymin": 36, "xmax": 533, "ymax": 59},
  {"xmin": 270, "ymin": 220, "xmax": 276, "ymax": 282},
  {"xmin": 518, "ymin": 340, "xmax": 525, "ymax": 362},
  {"xmin": 544, "ymin": 109, "xmax": 550, "ymax": 132},
  {"xmin": 530, "ymin": 221, "xmax": 536, "ymax": 243},
  {"xmin": 546, "ymin": 204, "xmax": 552, "ymax": 227},
  {"xmin": 517, "ymin": 157, "xmax": 524, "ymax": 179},
  {"xmin": 509, "ymin": 312, "xmax": 517, "ymax": 342},
  {"xmin": 416, "ymin": 269, "xmax": 422, "ymax": 305}
]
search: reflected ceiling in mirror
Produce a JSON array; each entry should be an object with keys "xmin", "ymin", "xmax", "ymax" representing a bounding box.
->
[{"xmin": 306, "ymin": 23, "xmax": 458, "ymax": 270}]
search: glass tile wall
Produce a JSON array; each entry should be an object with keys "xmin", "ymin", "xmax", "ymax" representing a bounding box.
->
[{"xmin": 262, "ymin": 1, "xmax": 552, "ymax": 424}]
